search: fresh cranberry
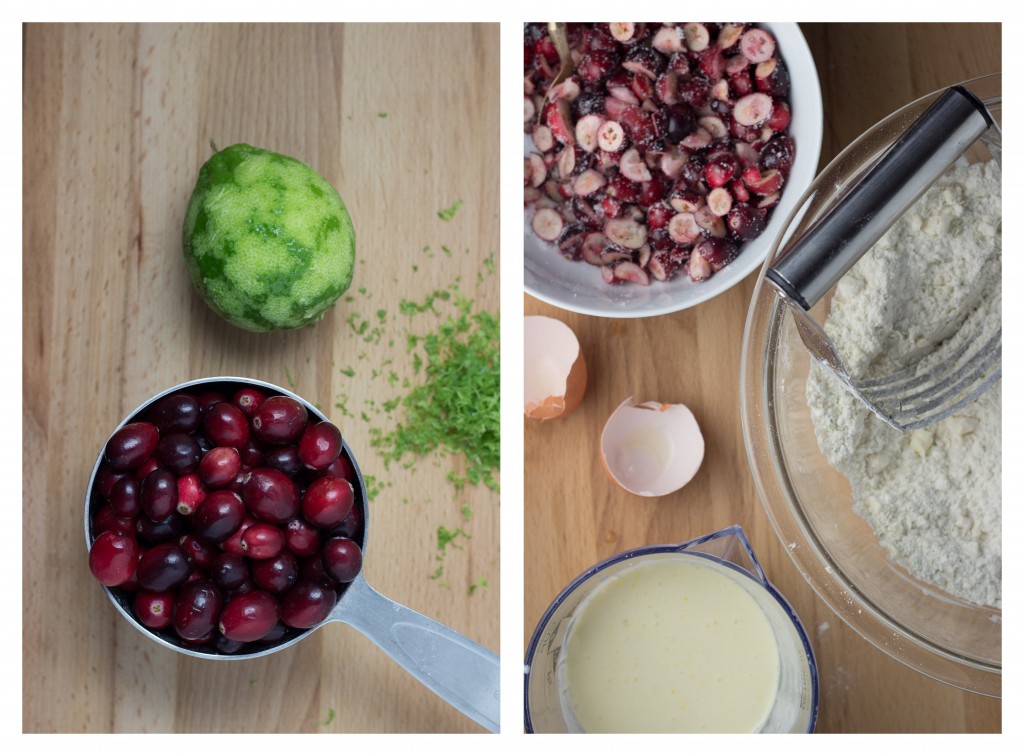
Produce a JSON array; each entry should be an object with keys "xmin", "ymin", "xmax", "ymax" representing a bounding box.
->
[
  {"xmin": 221, "ymin": 515, "xmax": 256, "ymax": 556},
  {"xmin": 212, "ymin": 552, "xmax": 250, "ymax": 592},
  {"xmin": 136, "ymin": 542, "xmax": 190, "ymax": 592},
  {"xmin": 301, "ymin": 476, "xmax": 355, "ymax": 529},
  {"xmin": 241, "ymin": 523, "xmax": 284, "ymax": 560},
  {"xmin": 195, "ymin": 391, "xmax": 227, "ymax": 416},
  {"xmin": 238, "ymin": 440, "xmax": 265, "ymax": 468},
  {"xmin": 284, "ymin": 518, "xmax": 321, "ymax": 558},
  {"xmin": 96, "ymin": 464, "xmax": 129, "ymax": 500},
  {"xmin": 329, "ymin": 503, "xmax": 363, "ymax": 542},
  {"xmin": 298, "ymin": 554, "xmax": 334, "ymax": 587},
  {"xmin": 298, "ymin": 422, "xmax": 343, "ymax": 471},
  {"xmin": 133, "ymin": 457, "xmax": 162, "ymax": 482},
  {"xmin": 135, "ymin": 512, "xmax": 187, "ymax": 544},
  {"xmin": 148, "ymin": 393, "xmax": 201, "ymax": 435},
  {"xmin": 93, "ymin": 505, "xmax": 135, "ymax": 537},
  {"xmin": 199, "ymin": 447, "xmax": 242, "ymax": 489},
  {"xmin": 260, "ymin": 621, "xmax": 289, "ymax": 644},
  {"xmin": 280, "ymin": 581, "xmax": 336, "ymax": 629},
  {"xmin": 219, "ymin": 590, "xmax": 280, "ymax": 642},
  {"xmin": 176, "ymin": 473, "xmax": 207, "ymax": 516},
  {"xmin": 89, "ymin": 531, "xmax": 140, "ymax": 586},
  {"xmin": 321, "ymin": 537, "xmax": 363, "ymax": 583},
  {"xmin": 141, "ymin": 469, "xmax": 178, "ymax": 520},
  {"xmin": 204, "ymin": 402, "xmax": 250, "ymax": 448},
  {"xmin": 232, "ymin": 387, "xmax": 266, "ymax": 419},
  {"xmin": 134, "ymin": 589, "xmax": 174, "ymax": 629},
  {"xmin": 109, "ymin": 476, "xmax": 141, "ymax": 518},
  {"xmin": 179, "ymin": 533, "xmax": 217, "ymax": 571},
  {"xmin": 252, "ymin": 396, "xmax": 308, "ymax": 445},
  {"xmin": 104, "ymin": 422, "xmax": 160, "ymax": 471},
  {"xmin": 192, "ymin": 490, "xmax": 245, "ymax": 543},
  {"xmin": 251, "ymin": 551, "xmax": 299, "ymax": 594},
  {"xmin": 262, "ymin": 445, "xmax": 303, "ymax": 477},
  {"xmin": 155, "ymin": 433, "xmax": 201, "ymax": 476},
  {"xmin": 215, "ymin": 634, "xmax": 247, "ymax": 654},
  {"xmin": 173, "ymin": 580, "xmax": 223, "ymax": 641},
  {"xmin": 242, "ymin": 468, "xmax": 300, "ymax": 524}
]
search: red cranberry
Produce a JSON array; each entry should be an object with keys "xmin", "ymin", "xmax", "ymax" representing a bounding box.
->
[
  {"xmin": 109, "ymin": 476, "xmax": 141, "ymax": 518},
  {"xmin": 284, "ymin": 518, "xmax": 321, "ymax": 558},
  {"xmin": 298, "ymin": 422, "xmax": 342, "ymax": 471},
  {"xmin": 238, "ymin": 440, "xmax": 265, "ymax": 468},
  {"xmin": 136, "ymin": 512, "xmax": 187, "ymax": 544},
  {"xmin": 104, "ymin": 422, "xmax": 160, "ymax": 471},
  {"xmin": 195, "ymin": 391, "xmax": 227, "ymax": 415},
  {"xmin": 136, "ymin": 542, "xmax": 190, "ymax": 592},
  {"xmin": 176, "ymin": 473, "xmax": 207, "ymax": 516},
  {"xmin": 280, "ymin": 580, "xmax": 336, "ymax": 629},
  {"xmin": 199, "ymin": 447, "xmax": 242, "ymax": 489},
  {"xmin": 321, "ymin": 537, "xmax": 363, "ymax": 583},
  {"xmin": 242, "ymin": 468, "xmax": 300, "ymax": 524},
  {"xmin": 260, "ymin": 621, "xmax": 289, "ymax": 644},
  {"xmin": 141, "ymin": 469, "xmax": 178, "ymax": 520},
  {"xmin": 134, "ymin": 589, "xmax": 174, "ymax": 629},
  {"xmin": 221, "ymin": 515, "xmax": 257, "ymax": 556},
  {"xmin": 203, "ymin": 402, "xmax": 250, "ymax": 448},
  {"xmin": 178, "ymin": 533, "xmax": 217, "ymax": 571},
  {"xmin": 148, "ymin": 393, "xmax": 201, "ymax": 435},
  {"xmin": 192, "ymin": 490, "xmax": 245, "ymax": 543},
  {"xmin": 301, "ymin": 476, "xmax": 354, "ymax": 529},
  {"xmin": 173, "ymin": 580, "xmax": 223, "ymax": 641},
  {"xmin": 96, "ymin": 464, "xmax": 129, "ymax": 500},
  {"xmin": 262, "ymin": 445, "xmax": 303, "ymax": 477},
  {"xmin": 155, "ymin": 433, "xmax": 202, "ymax": 476},
  {"xmin": 93, "ymin": 505, "xmax": 135, "ymax": 537},
  {"xmin": 241, "ymin": 523, "xmax": 284, "ymax": 560},
  {"xmin": 251, "ymin": 551, "xmax": 299, "ymax": 594},
  {"xmin": 329, "ymin": 503, "xmax": 363, "ymax": 542},
  {"xmin": 321, "ymin": 453, "xmax": 356, "ymax": 483},
  {"xmin": 232, "ymin": 387, "xmax": 266, "ymax": 419},
  {"xmin": 252, "ymin": 396, "xmax": 308, "ymax": 444},
  {"xmin": 298, "ymin": 554, "xmax": 334, "ymax": 587},
  {"xmin": 183, "ymin": 631, "xmax": 214, "ymax": 646},
  {"xmin": 133, "ymin": 457, "xmax": 162, "ymax": 482},
  {"xmin": 219, "ymin": 590, "xmax": 281, "ymax": 642},
  {"xmin": 215, "ymin": 634, "xmax": 247, "ymax": 654},
  {"xmin": 212, "ymin": 552, "xmax": 250, "ymax": 591},
  {"xmin": 89, "ymin": 531, "xmax": 140, "ymax": 586}
]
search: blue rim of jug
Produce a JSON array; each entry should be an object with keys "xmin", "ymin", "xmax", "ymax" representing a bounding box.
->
[{"xmin": 524, "ymin": 525, "xmax": 820, "ymax": 733}]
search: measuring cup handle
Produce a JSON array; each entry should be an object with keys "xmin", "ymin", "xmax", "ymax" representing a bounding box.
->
[{"xmin": 332, "ymin": 576, "xmax": 500, "ymax": 733}]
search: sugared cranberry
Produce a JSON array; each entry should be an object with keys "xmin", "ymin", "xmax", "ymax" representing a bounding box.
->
[
  {"xmin": 280, "ymin": 580, "xmax": 336, "ymax": 629},
  {"xmin": 665, "ymin": 103, "xmax": 696, "ymax": 143},
  {"xmin": 104, "ymin": 422, "xmax": 160, "ymax": 471},
  {"xmin": 727, "ymin": 204, "xmax": 767, "ymax": 240},
  {"xmin": 301, "ymin": 476, "xmax": 355, "ymax": 529},
  {"xmin": 109, "ymin": 476, "xmax": 141, "ymax": 518},
  {"xmin": 321, "ymin": 537, "xmax": 363, "ymax": 583},
  {"xmin": 758, "ymin": 134, "xmax": 796, "ymax": 175},
  {"xmin": 232, "ymin": 387, "xmax": 266, "ymax": 419},
  {"xmin": 89, "ymin": 531, "xmax": 140, "ymax": 586},
  {"xmin": 199, "ymin": 447, "xmax": 242, "ymax": 489},
  {"xmin": 251, "ymin": 551, "xmax": 299, "ymax": 594},
  {"xmin": 284, "ymin": 518, "xmax": 321, "ymax": 558},
  {"xmin": 240, "ymin": 523, "xmax": 284, "ymax": 560},
  {"xmin": 298, "ymin": 422, "xmax": 343, "ymax": 472},
  {"xmin": 262, "ymin": 445, "xmax": 303, "ymax": 478},
  {"xmin": 219, "ymin": 590, "xmax": 280, "ymax": 642},
  {"xmin": 173, "ymin": 580, "xmax": 223, "ymax": 641},
  {"xmin": 134, "ymin": 589, "xmax": 174, "ymax": 629},
  {"xmin": 155, "ymin": 433, "xmax": 201, "ymax": 476},
  {"xmin": 251, "ymin": 396, "xmax": 308, "ymax": 445},
  {"xmin": 148, "ymin": 393, "xmax": 201, "ymax": 435},
  {"xmin": 204, "ymin": 402, "xmax": 250, "ymax": 449},
  {"xmin": 192, "ymin": 490, "xmax": 245, "ymax": 543},
  {"xmin": 212, "ymin": 552, "xmax": 250, "ymax": 592},
  {"xmin": 136, "ymin": 542, "xmax": 190, "ymax": 592},
  {"xmin": 141, "ymin": 469, "xmax": 178, "ymax": 521},
  {"xmin": 242, "ymin": 468, "xmax": 300, "ymax": 524}
]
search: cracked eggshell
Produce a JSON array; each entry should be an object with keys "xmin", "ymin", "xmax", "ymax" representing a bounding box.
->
[
  {"xmin": 525, "ymin": 316, "xmax": 587, "ymax": 420},
  {"xmin": 600, "ymin": 397, "xmax": 704, "ymax": 496}
]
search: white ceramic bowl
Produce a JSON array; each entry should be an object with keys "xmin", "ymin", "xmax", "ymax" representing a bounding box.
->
[{"xmin": 524, "ymin": 22, "xmax": 823, "ymax": 318}]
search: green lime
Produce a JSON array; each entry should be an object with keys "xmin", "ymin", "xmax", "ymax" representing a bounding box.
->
[{"xmin": 182, "ymin": 143, "xmax": 355, "ymax": 332}]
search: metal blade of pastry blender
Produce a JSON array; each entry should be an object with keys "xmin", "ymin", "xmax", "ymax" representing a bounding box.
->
[{"xmin": 765, "ymin": 86, "xmax": 995, "ymax": 431}]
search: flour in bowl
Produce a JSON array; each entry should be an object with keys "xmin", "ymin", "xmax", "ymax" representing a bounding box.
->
[{"xmin": 806, "ymin": 158, "xmax": 1001, "ymax": 607}]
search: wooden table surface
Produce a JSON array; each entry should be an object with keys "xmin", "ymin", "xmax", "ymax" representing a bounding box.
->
[
  {"xmin": 524, "ymin": 23, "xmax": 1002, "ymax": 733},
  {"xmin": 23, "ymin": 23, "xmax": 499, "ymax": 733}
]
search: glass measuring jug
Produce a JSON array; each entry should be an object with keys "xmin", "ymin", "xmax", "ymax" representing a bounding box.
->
[{"xmin": 524, "ymin": 525, "xmax": 818, "ymax": 733}]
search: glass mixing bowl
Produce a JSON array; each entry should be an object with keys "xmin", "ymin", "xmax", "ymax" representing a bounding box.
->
[{"xmin": 740, "ymin": 74, "xmax": 1001, "ymax": 697}]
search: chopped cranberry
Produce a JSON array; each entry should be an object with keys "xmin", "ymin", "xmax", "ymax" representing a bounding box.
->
[
  {"xmin": 728, "ymin": 204, "xmax": 767, "ymax": 240},
  {"xmin": 759, "ymin": 134, "xmax": 796, "ymax": 175}
]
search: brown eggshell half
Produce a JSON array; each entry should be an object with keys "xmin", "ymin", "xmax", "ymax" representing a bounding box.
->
[{"xmin": 524, "ymin": 316, "xmax": 587, "ymax": 421}]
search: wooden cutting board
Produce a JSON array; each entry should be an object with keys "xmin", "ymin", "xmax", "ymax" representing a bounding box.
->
[
  {"xmin": 525, "ymin": 22, "xmax": 1002, "ymax": 733},
  {"xmin": 23, "ymin": 23, "xmax": 499, "ymax": 733}
]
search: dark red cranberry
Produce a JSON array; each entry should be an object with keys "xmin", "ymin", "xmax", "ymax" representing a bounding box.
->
[
  {"xmin": 284, "ymin": 518, "xmax": 321, "ymax": 558},
  {"xmin": 179, "ymin": 533, "xmax": 217, "ymax": 571},
  {"xmin": 134, "ymin": 589, "xmax": 174, "ymax": 629},
  {"xmin": 301, "ymin": 476, "xmax": 355, "ymax": 529},
  {"xmin": 192, "ymin": 490, "xmax": 245, "ymax": 543},
  {"xmin": 260, "ymin": 621, "xmax": 289, "ymax": 644},
  {"xmin": 155, "ymin": 432, "xmax": 201, "ymax": 476},
  {"xmin": 251, "ymin": 396, "xmax": 308, "ymax": 445},
  {"xmin": 696, "ymin": 237, "xmax": 739, "ymax": 267},
  {"xmin": 93, "ymin": 505, "xmax": 135, "ymax": 537},
  {"xmin": 677, "ymin": 76, "xmax": 710, "ymax": 108},
  {"xmin": 104, "ymin": 422, "xmax": 160, "ymax": 471},
  {"xmin": 204, "ymin": 402, "xmax": 250, "ymax": 448},
  {"xmin": 232, "ymin": 387, "xmax": 266, "ymax": 419},
  {"xmin": 183, "ymin": 631, "xmax": 214, "ymax": 646},
  {"xmin": 262, "ymin": 445, "xmax": 303, "ymax": 478},
  {"xmin": 230, "ymin": 579, "xmax": 256, "ymax": 596},
  {"xmin": 296, "ymin": 422, "xmax": 344, "ymax": 469},
  {"xmin": 199, "ymin": 447, "xmax": 242, "ymax": 489},
  {"xmin": 89, "ymin": 531, "xmax": 140, "ymax": 586},
  {"xmin": 133, "ymin": 457, "xmax": 161, "ymax": 482},
  {"xmin": 241, "ymin": 523, "xmax": 284, "ymax": 560},
  {"xmin": 109, "ymin": 476, "xmax": 141, "ymax": 518},
  {"xmin": 298, "ymin": 554, "xmax": 333, "ymax": 587},
  {"xmin": 215, "ymin": 634, "xmax": 247, "ymax": 654},
  {"xmin": 319, "ymin": 453, "xmax": 355, "ymax": 483},
  {"xmin": 572, "ymin": 92, "xmax": 607, "ymax": 120},
  {"xmin": 665, "ymin": 103, "xmax": 695, "ymax": 144},
  {"xmin": 195, "ymin": 391, "xmax": 227, "ymax": 416},
  {"xmin": 280, "ymin": 580, "xmax": 336, "ymax": 629},
  {"xmin": 212, "ymin": 552, "xmax": 250, "ymax": 592},
  {"xmin": 194, "ymin": 435, "xmax": 213, "ymax": 455},
  {"xmin": 135, "ymin": 512, "xmax": 187, "ymax": 544},
  {"xmin": 96, "ymin": 464, "xmax": 129, "ymax": 500},
  {"xmin": 140, "ymin": 469, "xmax": 178, "ymax": 520},
  {"xmin": 758, "ymin": 134, "xmax": 796, "ymax": 175},
  {"xmin": 173, "ymin": 580, "xmax": 223, "ymax": 641},
  {"xmin": 147, "ymin": 393, "xmax": 201, "ymax": 435},
  {"xmin": 577, "ymin": 50, "xmax": 618, "ymax": 85},
  {"xmin": 238, "ymin": 440, "xmax": 265, "ymax": 468},
  {"xmin": 136, "ymin": 542, "xmax": 190, "ymax": 592},
  {"xmin": 221, "ymin": 515, "xmax": 256, "ymax": 556},
  {"xmin": 321, "ymin": 537, "xmax": 363, "ymax": 583},
  {"xmin": 219, "ymin": 590, "xmax": 280, "ymax": 642},
  {"xmin": 329, "ymin": 503, "xmax": 363, "ymax": 542},
  {"xmin": 242, "ymin": 468, "xmax": 300, "ymax": 524},
  {"xmin": 727, "ymin": 204, "xmax": 767, "ymax": 241},
  {"xmin": 251, "ymin": 551, "xmax": 298, "ymax": 594}
]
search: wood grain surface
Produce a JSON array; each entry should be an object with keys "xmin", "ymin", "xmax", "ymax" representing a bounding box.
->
[
  {"xmin": 524, "ymin": 22, "xmax": 1002, "ymax": 733},
  {"xmin": 24, "ymin": 23, "xmax": 499, "ymax": 733}
]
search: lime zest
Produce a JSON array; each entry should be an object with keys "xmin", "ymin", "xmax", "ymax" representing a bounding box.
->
[{"xmin": 437, "ymin": 200, "xmax": 464, "ymax": 221}]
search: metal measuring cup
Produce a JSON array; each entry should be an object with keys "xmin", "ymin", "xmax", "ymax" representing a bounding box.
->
[{"xmin": 85, "ymin": 376, "xmax": 500, "ymax": 732}]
